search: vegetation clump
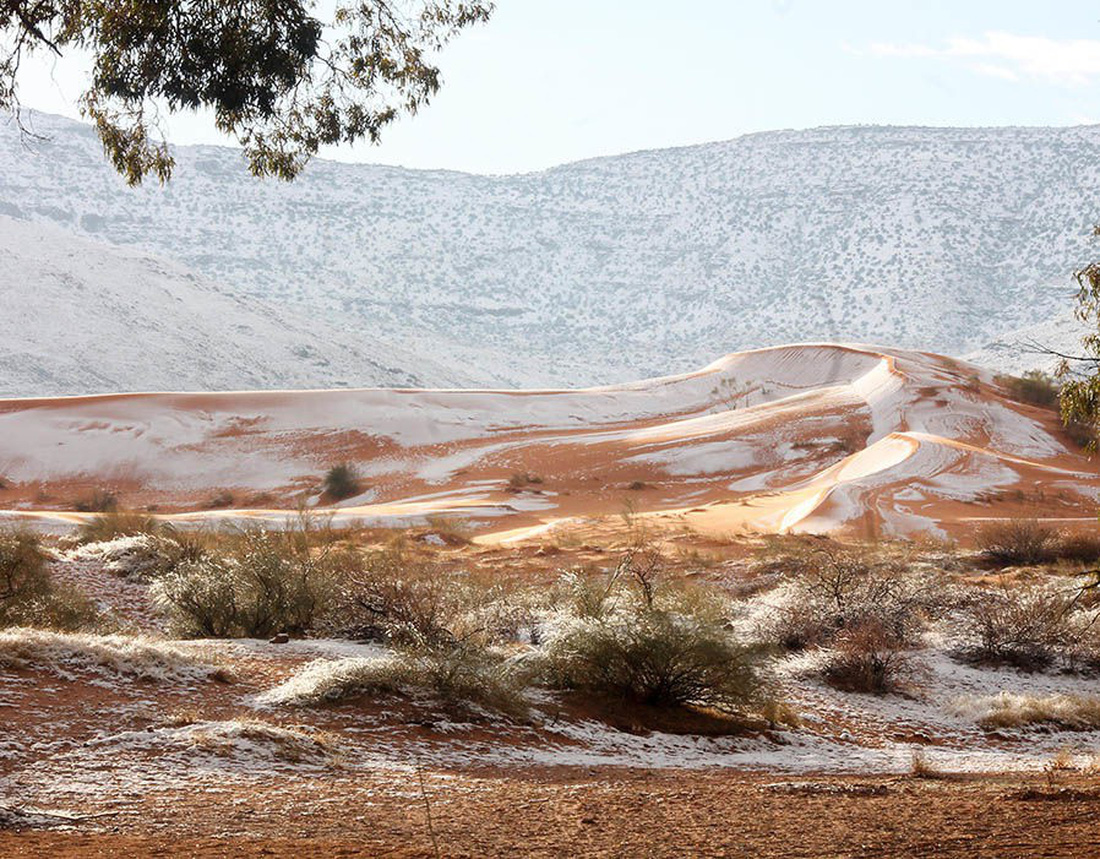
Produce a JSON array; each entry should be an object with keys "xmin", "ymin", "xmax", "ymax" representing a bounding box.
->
[
  {"xmin": 152, "ymin": 527, "xmax": 344, "ymax": 638},
  {"xmin": 322, "ymin": 463, "xmax": 361, "ymax": 502},
  {"xmin": 540, "ymin": 551, "xmax": 765, "ymax": 714},
  {"xmin": 0, "ymin": 528, "xmax": 98, "ymax": 631},
  {"xmin": 996, "ymin": 371, "xmax": 1060, "ymax": 408}
]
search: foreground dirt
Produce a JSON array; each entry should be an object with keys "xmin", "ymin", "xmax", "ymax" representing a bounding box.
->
[{"xmin": 4, "ymin": 770, "xmax": 1100, "ymax": 857}]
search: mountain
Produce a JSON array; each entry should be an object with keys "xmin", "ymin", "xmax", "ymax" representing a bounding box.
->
[
  {"xmin": 966, "ymin": 305, "xmax": 1092, "ymax": 376},
  {"xmin": 1, "ymin": 344, "xmax": 1094, "ymax": 541},
  {"xmin": 0, "ymin": 216, "xmax": 469, "ymax": 397},
  {"xmin": 3, "ymin": 112, "xmax": 1100, "ymax": 387}
]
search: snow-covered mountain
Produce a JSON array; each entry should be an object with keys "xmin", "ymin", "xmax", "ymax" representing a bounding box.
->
[
  {"xmin": 966, "ymin": 305, "xmax": 1092, "ymax": 376},
  {"xmin": 2, "ymin": 111, "xmax": 1099, "ymax": 389},
  {"xmin": 0, "ymin": 216, "xmax": 469, "ymax": 397}
]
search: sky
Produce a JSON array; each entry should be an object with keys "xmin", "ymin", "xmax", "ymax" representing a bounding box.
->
[{"xmin": 15, "ymin": 0, "xmax": 1100, "ymax": 174}]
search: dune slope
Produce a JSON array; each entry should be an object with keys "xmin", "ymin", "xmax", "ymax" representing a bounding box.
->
[{"xmin": 0, "ymin": 343, "xmax": 1095, "ymax": 541}]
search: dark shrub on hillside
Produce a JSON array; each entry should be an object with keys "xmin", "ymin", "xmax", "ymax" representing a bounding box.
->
[
  {"xmin": 765, "ymin": 546, "xmax": 939, "ymax": 652},
  {"xmin": 73, "ymin": 489, "xmax": 119, "ymax": 513},
  {"xmin": 957, "ymin": 585, "xmax": 1076, "ymax": 671},
  {"xmin": 821, "ymin": 620, "xmax": 916, "ymax": 694},
  {"xmin": 322, "ymin": 463, "xmax": 361, "ymax": 501},
  {"xmin": 995, "ymin": 371, "xmax": 1059, "ymax": 408},
  {"xmin": 975, "ymin": 519, "xmax": 1058, "ymax": 566}
]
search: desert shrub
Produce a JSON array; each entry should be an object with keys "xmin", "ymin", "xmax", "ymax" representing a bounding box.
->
[
  {"xmin": 996, "ymin": 371, "xmax": 1060, "ymax": 408},
  {"xmin": 507, "ymin": 472, "xmax": 543, "ymax": 490},
  {"xmin": 73, "ymin": 488, "xmax": 119, "ymax": 513},
  {"xmin": 956, "ymin": 584, "xmax": 1077, "ymax": 671},
  {"xmin": 333, "ymin": 546, "xmax": 519, "ymax": 647},
  {"xmin": 322, "ymin": 463, "xmax": 361, "ymax": 501},
  {"xmin": 1063, "ymin": 418, "xmax": 1095, "ymax": 450},
  {"xmin": 0, "ymin": 529, "xmax": 98, "ymax": 631},
  {"xmin": 206, "ymin": 490, "xmax": 235, "ymax": 509},
  {"xmin": 1054, "ymin": 531, "xmax": 1100, "ymax": 565},
  {"xmin": 541, "ymin": 554, "xmax": 764, "ymax": 713},
  {"xmin": 765, "ymin": 546, "xmax": 938, "ymax": 651},
  {"xmin": 77, "ymin": 509, "xmax": 160, "ymax": 544},
  {"xmin": 820, "ymin": 620, "xmax": 916, "ymax": 694},
  {"xmin": 152, "ymin": 528, "xmax": 343, "ymax": 638},
  {"xmin": 975, "ymin": 519, "xmax": 1058, "ymax": 566},
  {"xmin": 258, "ymin": 647, "xmax": 530, "ymax": 718}
]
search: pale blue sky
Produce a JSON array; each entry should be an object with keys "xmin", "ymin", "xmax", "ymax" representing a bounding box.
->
[{"xmin": 17, "ymin": 0, "xmax": 1100, "ymax": 173}]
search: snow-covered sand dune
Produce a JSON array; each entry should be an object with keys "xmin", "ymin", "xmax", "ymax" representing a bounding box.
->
[{"xmin": 0, "ymin": 343, "xmax": 1095, "ymax": 541}]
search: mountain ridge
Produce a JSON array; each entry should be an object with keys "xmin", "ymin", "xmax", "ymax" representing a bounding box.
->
[{"xmin": 2, "ymin": 111, "xmax": 1098, "ymax": 389}]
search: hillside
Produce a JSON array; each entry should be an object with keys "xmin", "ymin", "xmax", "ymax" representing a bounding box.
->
[
  {"xmin": 0, "ymin": 216, "xmax": 470, "ymax": 396},
  {"xmin": 3, "ymin": 113, "xmax": 1100, "ymax": 387},
  {"xmin": 1, "ymin": 344, "xmax": 1095, "ymax": 541}
]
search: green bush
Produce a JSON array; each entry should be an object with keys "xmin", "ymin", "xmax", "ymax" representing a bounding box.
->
[
  {"xmin": 541, "ymin": 556, "xmax": 763, "ymax": 713},
  {"xmin": 996, "ymin": 371, "xmax": 1060, "ymax": 408}
]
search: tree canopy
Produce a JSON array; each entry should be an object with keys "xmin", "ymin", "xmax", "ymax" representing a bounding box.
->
[
  {"xmin": 1058, "ymin": 255, "xmax": 1100, "ymax": 446},
  {"xmin": 0, "ymin": 1, "xmax": 493, "ymax": 183}
]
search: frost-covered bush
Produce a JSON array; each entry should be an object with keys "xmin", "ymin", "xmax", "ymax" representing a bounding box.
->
[
  {"xmin": 152, "ymin": 529, "xmax": 341, "ymax": 638},
  {"xmin": 76, "ymin": 509, "xmax": 160, "ymax": 543},
  {"xmin": 955, "ymin": 584, "xmax": 1088, "ymax": 671},
  {"xmin": 820, "ymin": 620, "xmax": 917, "ymax": 694},
  {"xmin": 333, "ymin": 546, "xmax": 527, "ymax": 648},
  {"xmin": 0, "ymin": 529, "xmax": 98, "ymax": 631},
  {"xmin": 764, "ymin": 547, "xmax": 939, "ymax": 652},
  {"xmin": 540, "ymin": 557, "xmax": 763, "ymax": 713}
]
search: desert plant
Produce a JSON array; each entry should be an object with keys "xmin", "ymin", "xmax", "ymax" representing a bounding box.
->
[
  {"xmin": 765, "ymin": 546, "xmax": 939, "ymax": 651},
  {"xmin": 77, "ymin": 509, "xmax": 161, "ymax": 544},
  {"xmin": 820, "ymin": 620, "xmax": 915, "ymax": 694},
  {"xmin": 322, "ymin": 463, "xmax": 361, "ymax": 501},
  {"xmin": 507, "ymin": 472, "xmax": 543, "ymax": 491},
  {"xmin": 152, "ymin": 528, "xmax": 343, "ymax": 638},
  {"xmin": 0, "ymin": 529, "xmax": 98, "ymax": 631},
  {"xmin": 996, "ymin": 371, "xmax": 1060, "ymax": 408},
  {"xmin": 259, "ymin": 646, "xmax": 530, "ymax": 719},
  {"xmin": 541, "ymin": 557, "xmax": 763, "ymax": 713},
  {"xmin": 975, "ymin": 519, "xmax": 1058, "ymax": 566},
  {"xmin": 956, "ymin": 584, "xmax": 1077, "ymax": 671},
  {"xmin": 334, "ymin": 546, "xmax": 512, "ymax": 647},
  {"xmin": 73, "ymin": 488, "xmax": 119, "ymax": 513}
]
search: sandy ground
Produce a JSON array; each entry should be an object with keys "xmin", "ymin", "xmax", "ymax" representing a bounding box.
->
[{"xmin": 5, "ymin": 771, "xmax": 1100, "ymax": 857}]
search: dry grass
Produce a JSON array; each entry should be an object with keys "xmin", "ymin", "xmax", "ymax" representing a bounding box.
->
[
  {"xmin": 959, "ymin": 692, "xmax": 1100, "ymax": 731},
  {"xmin": 258, "ymin": 648, "xmax": 530, "ymax": 719},
  {"xmin": 0, "ymin": 627, "xmax": 231, "ymax": 683}
]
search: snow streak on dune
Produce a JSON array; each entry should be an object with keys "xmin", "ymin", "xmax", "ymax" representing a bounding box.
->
[{"xmin": 0, "ymin": 344, "xmax": 1095, "ymax": 541}]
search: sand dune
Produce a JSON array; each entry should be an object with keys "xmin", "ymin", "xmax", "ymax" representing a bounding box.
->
[{"xmin": 0, "ymin": 343, "xmax": 1095, "ymax": 542}]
